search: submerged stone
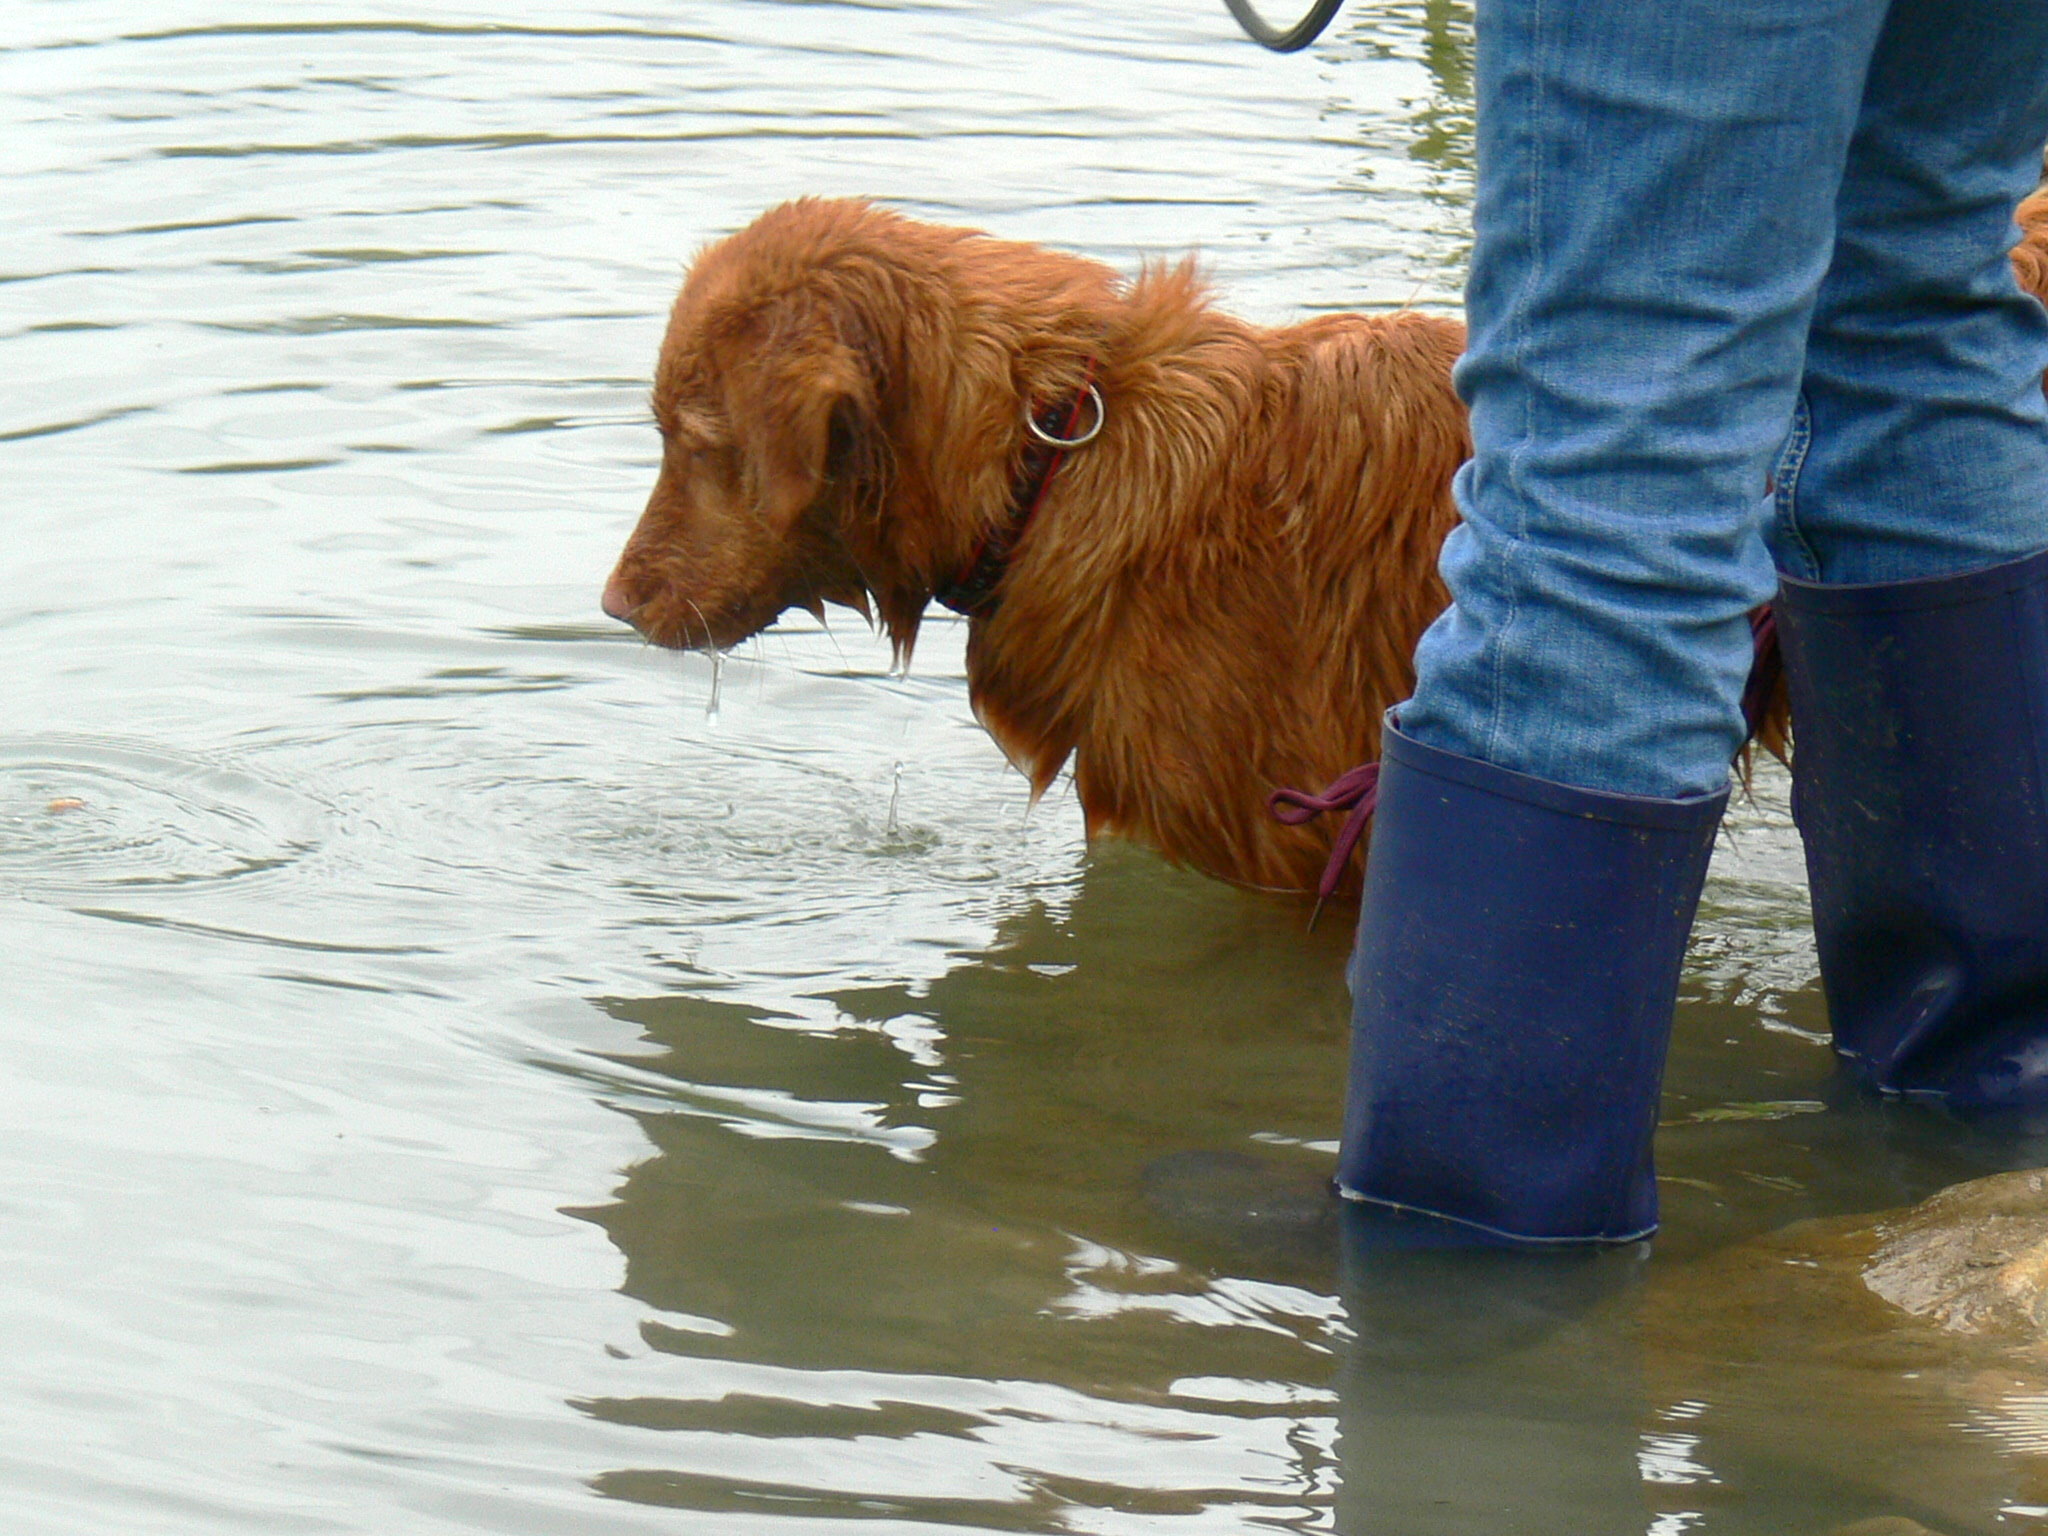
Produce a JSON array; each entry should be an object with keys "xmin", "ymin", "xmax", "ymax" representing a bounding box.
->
[
  {"xmin": 1632, "ymin": 1170, "xmax": 2048, "ymax": 1535},
  {"xmin": 1862, "ymin": 1168, "xmax": 2048, "ymax": 1340}
]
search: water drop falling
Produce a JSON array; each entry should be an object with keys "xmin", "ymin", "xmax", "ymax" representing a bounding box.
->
[
  {"xmin": 886, "ymin": 761, "xmax": 903, "ymax": 836},
  {"xmin": 706, "ymin": 649, "xmax": 723, "ymax": 728}
]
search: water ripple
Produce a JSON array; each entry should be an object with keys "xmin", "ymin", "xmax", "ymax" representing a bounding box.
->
[{"xmin": 0, "ymin": 734, "xmax": 328, "ymax": 898}]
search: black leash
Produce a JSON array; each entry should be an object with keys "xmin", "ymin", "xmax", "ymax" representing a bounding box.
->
[{"xmin": 1222, "ymin": 0, "xmax": 1344, "ymax": 52}]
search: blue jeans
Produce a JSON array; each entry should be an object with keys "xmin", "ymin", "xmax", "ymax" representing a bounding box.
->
[{"xmin": 1401, "ymin": 0, "xmax": 2048, "ymax": 799}]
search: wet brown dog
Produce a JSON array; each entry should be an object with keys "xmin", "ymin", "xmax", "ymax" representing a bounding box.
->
[
  {"xmin": 603, "ymin": 198, "xmax": 1464, "ymax": 894},
  {"xmin": 604, "ymin": 193, "xmax": 2048, "ymax": 896}
]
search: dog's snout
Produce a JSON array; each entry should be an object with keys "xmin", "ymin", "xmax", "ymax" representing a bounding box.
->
[{"xmin": 601, "ymin": 572, "xmax": 643, "ymax": 627}]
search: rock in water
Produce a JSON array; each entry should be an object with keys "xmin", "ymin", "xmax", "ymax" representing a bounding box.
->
[
  {"xmin": 1863, "ymin": 1168, "xmax": 2048, "ymax": 1340},
  {"xmin": 1635, "ymin": 1169, "xmax": 2048, "ymax": 1534}
]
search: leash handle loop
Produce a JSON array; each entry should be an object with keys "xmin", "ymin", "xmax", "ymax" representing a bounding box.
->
[{"xmin": 1223, "ymin": 0, "xmax": 1345, "ymax": 53}]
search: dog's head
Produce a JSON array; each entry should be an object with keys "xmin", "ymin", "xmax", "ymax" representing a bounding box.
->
[
  {"xmin": 605, "ymin": 200, "xmax": 1119, "ymax": 659},
  {"xmin": 602, "ymin": 202, "xmax": 892, "ymax": 652}
]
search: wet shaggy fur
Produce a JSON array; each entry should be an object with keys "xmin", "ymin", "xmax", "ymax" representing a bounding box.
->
[
  {"xmin": 604, "ymin": 193, "xmax": 2048, "ymax": 896},
  {"xmin": 2015, "ymin": 185, "xmax": 2048, "ymax": 325}
]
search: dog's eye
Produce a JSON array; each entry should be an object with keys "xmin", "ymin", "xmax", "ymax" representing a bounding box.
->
[{"xmin": 659, "ymin": 406, "xmax": 727, "ymax": 453}]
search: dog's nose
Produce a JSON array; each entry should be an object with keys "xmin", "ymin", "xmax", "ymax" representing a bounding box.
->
[{"xmin": 601, "ymin": 573, "xmax": 643, "ymax": 627}]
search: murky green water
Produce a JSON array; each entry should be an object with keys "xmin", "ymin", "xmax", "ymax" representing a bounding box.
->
[{"xmin": 8, "ymin": 4, "xmax": 2048, "ymax": 1532}]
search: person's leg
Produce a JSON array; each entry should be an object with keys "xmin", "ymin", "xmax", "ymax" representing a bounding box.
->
[
  {"xmin": 1771, "ymin": 0, "xmax": 2048, "ymax": 586},
  {"xmin": 1399, "ymin": 0, "xmax": 1893, "ymax": 802},
  {"xmin": 1767, "ymin": 0, "xmax": 2048, "ymax": 1112},
  {"xmin": 1341, "ymin": 0, "xmax": 1891, "ymax": 1242}
]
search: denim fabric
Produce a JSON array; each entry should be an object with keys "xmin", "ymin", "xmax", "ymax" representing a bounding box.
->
[{"xmin": 1400, "ymin": 0, "xmax": 2048, "ymax": 799}]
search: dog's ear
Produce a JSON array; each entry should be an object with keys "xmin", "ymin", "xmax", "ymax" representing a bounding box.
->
[{"xmin": 721, "ymin": 291, "xmax": 874, "ymax": 528}]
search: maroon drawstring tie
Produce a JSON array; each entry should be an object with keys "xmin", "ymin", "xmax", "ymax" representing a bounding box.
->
[
  {"xmin": 1270, "ymin": 605, "xmax": 1782, "ymax": 927},
  {"xmin": 1266, "ymin": 763, "xmax": 1380, "ymax": 931}
]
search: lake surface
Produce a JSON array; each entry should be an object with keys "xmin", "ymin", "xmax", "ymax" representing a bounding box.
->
[{"xmin": 7, "ymin": 3, "xmax": 2048, "ymax": 1532}]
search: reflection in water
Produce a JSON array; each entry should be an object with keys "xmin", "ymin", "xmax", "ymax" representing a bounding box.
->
[
  {"xmin": 1336, "ymin": 1241, "xmax": 1650, "ymax": 1536},
  {"xmin": 1319, "ymin": 0, "xmax": 1476, "ymax": 290},
  {"xmin": 1406, "ymin": 0, "xmax": 1475, "ymax": 185},
  {"xmin": 569, "ymin": 814, "xmax": 2048, "ymax": 1532},
  {"xmin": 571, "ymin": 849, "xmax": 1352, "ymax": 1526}
]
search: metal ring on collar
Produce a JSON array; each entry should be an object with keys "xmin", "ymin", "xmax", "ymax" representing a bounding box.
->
[{"xmin": 1024, "ymin": 383, "xmax": 1105, "ymax": 449}]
